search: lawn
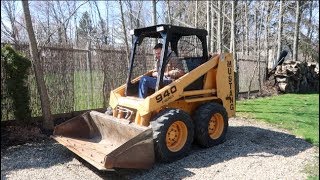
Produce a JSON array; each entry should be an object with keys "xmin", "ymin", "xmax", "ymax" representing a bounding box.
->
[
  {"xmin": 73, "ymin": 70, "xmax": 105, "ymax": 111},
  {"xmin": 236, "ymin": 94, "xmax": 319, "ymax": 146},
  {"xmin": 236, "ymin": 93, "xmax": 319, "ymax": 179}
]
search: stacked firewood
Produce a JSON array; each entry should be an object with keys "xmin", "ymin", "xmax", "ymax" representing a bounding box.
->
[{"xmin": 274, "ymin": 60, "xmax": 319, "ymax": 93}]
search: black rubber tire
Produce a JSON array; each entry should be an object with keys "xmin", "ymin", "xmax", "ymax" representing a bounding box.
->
[
  {"xmin": 193, "ymin": 102, "xmax": 228, "ymax": 148},
  {"xmin": 150, "ymin": 108, "xmax": 194, "ymax": 162}
]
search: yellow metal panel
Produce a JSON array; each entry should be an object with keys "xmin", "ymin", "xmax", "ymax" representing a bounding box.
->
[
  {"xmin": 184, "ymin": 96, "xmax": 219, "ymax": 103},
  {"xmin": 109, "ymin": 70, "xmax": 153, "ymax": 109},
  {"xmin": 166, "ymin": 100, "xmax": 200, "ymax": 115},
  {"xmin": 117, "ymin": 96, "xmax": 144, "ymax": 109},
  {"xmin": 216, "ymin": 53, "xmax": 236, "ymax": 117},
  {"xmin": 138, "ymin": 56, "xmax": 220, "ymax": 116},
  {"xmin": 109, "ymin": 85, "xmax": 125, "ymax": 108},
  {"xmin": 203, "ymin": 68, "xmax": 217, "ymax": 89},
  {"xmin": 181, "ymin": 89, "xmax": 217, "ymax": 97}
]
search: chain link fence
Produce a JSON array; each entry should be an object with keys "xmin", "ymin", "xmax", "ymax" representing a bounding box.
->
[{"xmin": 1, "ymin": 43, "xmax": 265, "ymax": 121}]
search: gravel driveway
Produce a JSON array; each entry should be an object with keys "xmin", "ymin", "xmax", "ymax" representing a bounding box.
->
[{"xmin": 1, "ymin": 117, "xmax": 318, "ymax": 180}]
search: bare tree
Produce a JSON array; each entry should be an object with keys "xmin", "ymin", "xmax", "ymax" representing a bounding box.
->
[
  {"xmin": 22, "ymin": 0, "xmax": 54, "ymax": 131},
  {"xmin": 264, "ymin": 1, "xmax": 270, "ymax": 79},
  {"xmin": 230, "ymin": 1, "xmax": 236, "ymax": 53},
  {"xmin": 231, "ymin": 0, "xmax": 239, "ymax": 97},
  {"xmin": 210, "ymin": 2, "xmax": 215, "ymax": 52},
  {"xmin": 257, "ymin": 4, "xmax": 264, "ymax": 91},
  {"xmin": 247, "ymin": 3, "xmax": 260, "ymax": 98},
  {"xmin": 217, "ymin": 1, "xmax": 222, "ymax": 53},
  {"xmin": 276, "ymin": 0, "xmax": 284, "ymax": 61},
  {"xmin": 1, "ymin": 1, "xmax": 19, "ymax": 43},
  {"xmin": 93, "ymin": 0, "xmax": 107, "ymax": 45},
  {"xmin": 126, "ymin": 1, "xmax": 134, "ymax": 29},
  {"xmin": 240, "ymin": 2, "xmax": 245, "ymax": 54},
  {"xmin": 118, "ymin": 0, "xmax": 130, "ymax": 65},
  {"xmin": 166, "ymin": 0, "xmax": 172, "ymax": 24},
  {"xmin": 194, "ymin": 0, "xmax": 198, "ymax": 28},
  {"xmin": 206, "ymin": 1, "xmax": 211, "ymax": 51},
  {"xmin": 293, "ymin": 0, "xmax": 302, "ymax": 62},
  {"xmin": 245, "ymin": 1, "xmax": 249, "ymax": 55},
  {"xmin": 48, "ymin": 1, "xmax": 69, "ymax": 44},
  {"xmin": 32, "ymin": 1, "xmax": 88, "ymax": 46},
  {"xmin": 152, "ymin": 0, "xmax": 157, "ymax": 25},
  {"xmin": 152, "ymin": 0, "xmax": 157, "ymax": 45},
  {"xmin": 306, "ymin": 1, "xmax": 314, "ymax": 40}
]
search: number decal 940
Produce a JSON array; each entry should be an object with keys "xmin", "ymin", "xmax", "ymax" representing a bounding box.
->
[{"xmin": 156, "ymin": 85, "xmax": 177, "ymax": 103}]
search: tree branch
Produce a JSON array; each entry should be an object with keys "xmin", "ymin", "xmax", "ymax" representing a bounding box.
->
[
  {"xmin": 211, "ymin": 2, "xmax": 231, "ymax": 22},
  {"xmin": 38, "ymin": 0, "xmax": 89, "ymax": 47}
]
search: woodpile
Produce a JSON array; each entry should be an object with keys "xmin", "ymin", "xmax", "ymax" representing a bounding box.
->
[{"xmin": 274, "ymin": 60, "xmax": 319, "ymax": 93}]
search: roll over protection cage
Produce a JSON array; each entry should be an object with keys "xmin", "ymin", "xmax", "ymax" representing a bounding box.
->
[{"xmin": 126, "ymin": 24, "xmax": 208, "ymax": 95}]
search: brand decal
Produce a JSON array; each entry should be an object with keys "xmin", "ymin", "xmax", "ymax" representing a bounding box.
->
[
  {"xmin": 156, "ymin": 85, "xmax": 177, "ymax": 103},
  {"xmin": 226, "ymin": 60, "xmax": 234, "ymax": 110}
]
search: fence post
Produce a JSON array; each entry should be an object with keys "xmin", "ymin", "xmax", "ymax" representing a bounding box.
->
[{"xmin": 86, "ymin": 41, "xmax": 94, "ymax": 109}]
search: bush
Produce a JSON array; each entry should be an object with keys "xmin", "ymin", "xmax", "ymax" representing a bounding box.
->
[{"xmin": 1, "ymin": 45, "xmax": 32, "ymax": 122}]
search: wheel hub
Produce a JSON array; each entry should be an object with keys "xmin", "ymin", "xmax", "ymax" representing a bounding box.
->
[
  {"xmin": 208, "ymin": 113, "xmax": 224, "ymax": 139},
  {"xmin": 166, "ymin": 121, "xmax": 188, "ymax": 152}
]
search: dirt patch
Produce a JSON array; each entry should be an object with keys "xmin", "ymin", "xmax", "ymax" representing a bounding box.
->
[{"xmin": 1, "ymin": 124, "xmax": 48, "ymax": 150}]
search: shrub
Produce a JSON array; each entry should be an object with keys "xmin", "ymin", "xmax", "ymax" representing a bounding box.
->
[{"xmin": 1, "ymin": 45, "xmax": 32, "ymax": 122}]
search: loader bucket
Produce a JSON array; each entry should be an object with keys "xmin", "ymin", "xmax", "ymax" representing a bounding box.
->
[{"xmin": 51, "ymin": 111, "xmax": 155, "ymax": 170}]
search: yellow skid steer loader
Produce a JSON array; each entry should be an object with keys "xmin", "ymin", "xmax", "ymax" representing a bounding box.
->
[{"xmin": 51, "ymin": 24, "xmax": 235, "ymax": 170}]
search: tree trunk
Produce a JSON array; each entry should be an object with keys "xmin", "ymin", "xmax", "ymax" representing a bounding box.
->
[
  {"xmin": 46, "ymin": 2, "xmax": 51, "ymax": 46},
  {"xmin": 210, "ymin": 2, "xmax": 215, "ymax": 52},
  {"xmin": 217, "ymin": 1, "xmax": 222, "ymax": 53},
  {"xmin": 86, "ymin": 40, "xmax": 93, "ymax": 108},
  {"xmin": 94, "ymin": 1, "xmax": 107, "ymax": 44},
  {"xmin": 241, "ymin": 2, "xmax": 245, "ymax": 54},
  {"xmin": 245, "ymin": 1, "xmax": 249, "ymax": 55},
  {"xmin": 264, "ymin": 1, "xmax": 270, "ymax": 79},
  {"xmin": 105, "ymin": 1, "xmax": 109, "ymax": 45},
  {"xmin": 6, "ymin": 1, "xmax": 19, "ymax": 43},
  {"xmin": 306, "ymin": 1, "xmax": 313, "ymax": 61},
  {"xmin": 2, "ymin": 1, "xmax": 19, "ymax": 43},
  {"xmin": 258, "ymin": 5, "xmax": 264, "ymax": 92},
  {"xmin": 254, "ymin": 5, "xmax": 260, "ymax": 92},
  {"xmin": 307, "ymin": 1, "xmax": 313, "ymax": 40},
  {"xmin": 194, "ymin": 0, "xmax": 198, "ymax": 54},
  {"xmin": 221, "ymin": 2, "xmax": 225, "ymax": 48},
  {"xmin": 195, "ymin": 0, "xmax": 198, "ymax": 28},
  {"xmin": 247, "ymin": 62, "xmax": 258, "ymax": 98},
  {"xmin": 276, "ymin": 0, "xmax": 284, "ymax": 61},
  {"xmin": 231, "ymin": 0, "xmax": 239, "ymax": 99},
  {"xmin": 22, "ymin": 0, "xmax": 54, "ymax": 131},
  {"xmin": 229, "ymin": 1, "xmax": 235, "ymax": 53},
  {"xmin": 127, "ymin": 1, "xmax": 134, "ymax": 29},
  {"xmin": 152, "ymin": 0, "xmax": 157, "ymax": 45},
  {"xmin": 166, "ymin": 0, "xmax": 171, "ymax": 24},
  {"xmin": 119, "ymin": 0, "xmax": 130, "ymax": 65},
  {"xmin": 293, "ymin": 0, "xmax": 301, "ymax": 62},
  {"xmin": 206, "ymin": 1, "xmax": 211, "ymax": 51},
  {"xmin": 152, "ymin": 0, "xmax": 157, "ymax": 25},
  {"xmin": 245, "ymin": 2, "xmax": 250, "ymax": 56}
]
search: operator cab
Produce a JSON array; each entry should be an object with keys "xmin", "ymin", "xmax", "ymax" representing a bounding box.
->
[{"xmin": 125, "ymin": 24, "xmax": 209, "ymax": 97}]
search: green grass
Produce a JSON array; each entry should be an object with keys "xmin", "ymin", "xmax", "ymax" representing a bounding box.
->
[
  {"xmin": 237, "ymin": 94, "xmax": 319, "ymax": 146},
  {"xmin": 237, "ymin": 94, "xmax": 319, "ymax": 179},
  {"xmin": 73, "ymin": 70, "xmax": 104, "ymax": 111},
  {"xmin": 36, "ymin": 70, "xmax": 105, "ymax": 114}
]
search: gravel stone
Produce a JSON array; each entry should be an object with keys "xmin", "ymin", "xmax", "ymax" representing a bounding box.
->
[{"xmin": 1, "ymin": 117, "xmax": 317, "ymax": 180}]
